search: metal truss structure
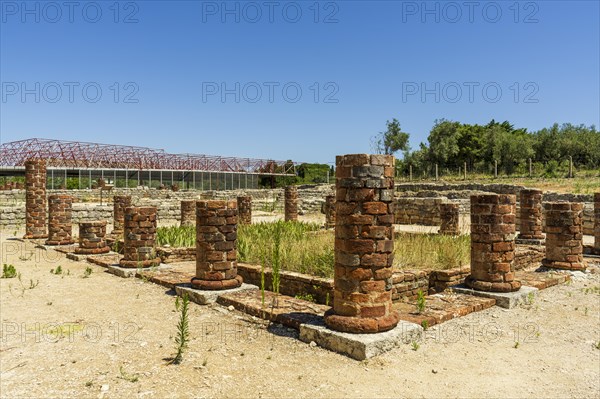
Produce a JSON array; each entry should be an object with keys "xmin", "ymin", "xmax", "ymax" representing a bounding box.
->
[{"xmin": 0, "ymin": 138, "xmax": 295, "ymax": 175}]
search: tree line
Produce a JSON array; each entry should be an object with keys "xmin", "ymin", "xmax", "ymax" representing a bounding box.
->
[{"xmin": 374, "ymin": 119, "xmax": 600, "ymax": 177}]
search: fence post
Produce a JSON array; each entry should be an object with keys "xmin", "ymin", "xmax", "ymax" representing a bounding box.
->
[
  {"xmin": 409, "ymin": 164, "xmax": 413, "ymax": 181},
  {"xmin": 569, "ymin": 156, "xmax": 573, "ymax": 178},
  {"xmin": 463, "ymin": 162, "xmax": 467, "ymax": 180},
  {"xmin": 529, "ymin": 158, "xmax": 532, "ymax": 177},
  {"xmin": 435, "ymin": 163, "xmax": 439, "ymax": 181},
  {"xmin": 494, "ymin": 160, "xmax": 498, "ymax": 179}
]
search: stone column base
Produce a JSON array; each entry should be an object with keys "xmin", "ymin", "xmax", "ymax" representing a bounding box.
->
[
  {"xmin": 465, "ymin": 275, "xmax": 521, "ymax": 293},
  {"xmin": 191, "ymin": 275, "xmax": 243, "ymax": 291},
  {"xmin": 324, "ymin": 309, "xmax": 400, "ymax": 334},
  {"xmin": 23, "ymin": 233, "xmax": 48, "ymax": 239},
  {"xmin": 119, "ymin": 257, "xmax": 161, "ymax": 268},
  {"xmin": 75, "ymin": 246, "xmax": 111, "ymax": 255},
  {"xmin": 541, "ymin": 259, "xmax": 586, "ymax": 271},
  {"xmin": 45, "ymin": 239, "xmax": 75, "ymax": 246}
]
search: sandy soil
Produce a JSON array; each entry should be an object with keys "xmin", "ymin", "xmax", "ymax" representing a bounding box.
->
[{"xmin": 1, "ymin": 231, "xmax": 599, "ymax": 399}]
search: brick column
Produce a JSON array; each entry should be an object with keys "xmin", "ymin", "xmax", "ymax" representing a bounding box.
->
[
  {"xmin": 191, "ymin": 200, "xmax": 243, "ymax": 290},
  {"xmin": 111, "ymin": 195, "xmax": 132, "ymax": 237},
  {"xmin": 284, "ymin": 186, "xmax": 298, "ymax": 221},
  {"xmin": 237, "ymin": 196, "xmax": 252, "ymax": 225},
  {"xmin": 180, "ymin": 200, "xmax": 196, "ymax": 227},
  {"xmin": 594, "ymin": 193, "xmax": 600, "ymax": 255},
  {"xmin": 466, "ymin": 194, "xmax": 521, "ymax": 292},
  {"xmin": 45, "ymin": 195, "xmax": 74, "ymax": 245},
  {"xmin": 439, "ymin": 203, "xmax": 460, "ymax": 235},
  {"xmin": 322, "ymin": 195, "xmax": 336, "ymax": 229},
  {"xmin": 24, "ymin": 159, "xmax": 47, "ymax": 239},
  {"xmin": 517, "ymin": 189, "xmax": 544, "ymax": 240},
  {"xmin": 75, "ymin": 221, "xmax": 110, "ymax": 254},
  {"xmin": 324, "ymin": 154, "xmax": 399, "ymax": 334},
  {"xmin": 119, "ymin": 207, "xmax": 161, "ymax": 268},
  {"xmin": 542, "ymin": 202, "xmax": 585, "ymax": 270}
]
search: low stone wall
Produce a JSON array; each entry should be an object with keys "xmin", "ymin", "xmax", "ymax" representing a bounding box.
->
[
  {"xmin": 0, "ymin": 185, "xmax": 336, "ymax": 229},
  {"xmin": 0, "ymin": 203, "xmax": 113, "ymax": 230},
  {"xmin": 156, "ymin": 247, "xmax": 196, "ymax": 264},
  {"xmin": 429, "ymin": 245, "xmax": 545, "ymax": 293},
  {"xmin": 237, "ymin": 263, "xmax": 334, "ymax": 305},
  {"xmin": 391, "ymin": 271, "xmax": 429, "ymax": 301},
  {"xmin": 394, "ymin": 197, "xmax": 445, "ymax": 226}
]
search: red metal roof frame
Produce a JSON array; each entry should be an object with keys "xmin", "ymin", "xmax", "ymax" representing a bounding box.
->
[{"xmin": 0, "ymin": 138, "xmax": 295, "ymax": 175}]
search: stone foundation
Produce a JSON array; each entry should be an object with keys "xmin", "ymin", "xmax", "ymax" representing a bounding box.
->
[
  {"xmin": 542, "ymin": 202, "xmax": 585, "ymax": 270},
  {"xmin": 180, "ymin": 200, "xmax": 196, "ymax": 227},
  {"xmin": 466, "ymin": 194, "xmax": 521, "ymax": 293},
  {"xmin": 237, "ymin": 196, "xmax": 252, "ymax": 225},
  {"xmin": 325, "ymin": 154, "xmax": 399, "ymax": 334},
  {"xmin": 24, "ymin": 159, "xmax": 47, "ymax": 239},
  {"xmin": 45, "ymin": 195, "xmax": 74, "ymax": 245},
  {"xmin": 284, "ymin": 186, "xmax": 299, "ymax": 221},
  {"xmin": 191, "ymin": 200, "xmax": 243, "ymax": 290},
  {"xmin": 75, "ymin": 221, "xmax": 110, "ymax": 254},
  {"xmin": 439, "ymin": 203, "xmax": 460, "ymax": 235},
  {"xmin": 120, "ymin": 206, "xmax": 161, "ymax": 268}
]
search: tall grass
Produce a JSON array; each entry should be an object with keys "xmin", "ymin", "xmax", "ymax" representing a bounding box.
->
[
  {"xmin": 238, "ymin": 221, "xmax": 334, "ymax": 278},
  {"xmin": 156, "ymin": 223, "xmax": 470, "ymax": 276},
  {"xmin": 157, "ymin": 225, "xmax": 195, "ymax": 247},
  {"xmin": 393, "ymin": 233, "xmax": 470, "ymax": 271}
]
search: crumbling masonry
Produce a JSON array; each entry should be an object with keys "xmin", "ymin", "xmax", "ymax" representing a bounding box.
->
[
  {"xmin": 465, "ymin": 194, "xmax": 521, "ymax": 293},
  {"xmin": 324, "ymin": 154, "xmax": 399, "ymax": 334},
  {"xmin": 191, "ymin": 200, "xmax": 243, "ymax": 290}
]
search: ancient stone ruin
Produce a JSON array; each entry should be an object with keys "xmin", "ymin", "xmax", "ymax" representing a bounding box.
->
[
  {"xmin": 237, "ymin": 196, "xmax": 252, "ymax": 225},
  {"xmin": 324, "ymin": 154, "xmax": 399, "ymax": 334},
  {"xmin": 45, "ymin": 195, "xmax": 74, "ymax": 245},
  {"xmin": 284, "ymin": 185, "xmax": 299, "ymax": 221},
  {"xmin": 24, "ymin": 159, "xmax": 47, "ymax": 239},
  {"xmin": 322, "ymin": 194, "xmax": 336, "ymax": 229},
  {"xmin": 516, "ymin": 189, "xmax": 544, "ymax": 242},
  {"xmin": 180, "ymin": 200, "xmax": 196, "ymax": 227},
  {"xmin": 542, "ymin": 202, "xmax": 585, "ymax": 270},
  {"xmin": 191, "ymin": 200, "xmax": 243, "ymax": 290},
  {"xmin": 465, "ymin": 194, "xmax": 521, "ymax": 292},
  {"xmin": 439, "ymin": 202, "xmax": 460, "ymax": 236},
  {"xmin": 75, "ymin": 221, "xmax": 110, "ymax": 254},
  {"xmin": 119, "ymin": 206, "xmax": 161, "ymax": 268},
  {"xmin": 111, "ymin": 195, "xmax": 132, "ymax": 238}
]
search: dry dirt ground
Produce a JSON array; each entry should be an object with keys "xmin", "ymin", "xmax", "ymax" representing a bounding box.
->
[{"xmin": 1, "ymin": 232, "xmax": 599, "ymax": 399}]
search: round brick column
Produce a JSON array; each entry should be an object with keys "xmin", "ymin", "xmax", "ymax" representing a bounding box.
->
[
  {"xmin": 24, "ymin": 159, "xmax": 48, "ymax": 239},
  {"xmin": 542, "ymin": 202, "xmax": 585, "ymax": 270},
  {"xmin": 466, "ymin": 194, "xmax": 521, "ymax": 292},
  {"xmin": 323, "ymin": 195, "xmax": 336, "ymax": 229},
  {"xmin": 594, "ymin": 193, "xmax": 600, "ymax": 255},
  {"xmin": 324, "ymin": 154, "xmax": 399, "ymax": 334},
  {"xmin": 111, "ymin": 195, "xmax": 132, "ymax": 238},
  {"xmin": 191, "ymin": 200, "xmax": 243, "ymax": 290},
  {"xmin": 284, "ymin": 186, "xmax": 298, "ymax": 221},
  {"xmin": 75, "ymin": 221, "xmax": 110, "ymax": 254},
  {"xmin": 439, "ymin": 203, "xmax": 460, "ymax": 236},
  {"xmin": 46, "ymin": 195, "xmax": 74, "ymax": 245},
  {"xmin": 180, "ymin": 200, "xmax": 196, "ymax": 227},
  {"xmin": 517, "ymin": 189, "xmax": 544, "ymax": 240},
  {"xmin": 120, "ymin": 207, "xmax": 161, "ymax": 268},
  {"xmin": 237, "ymin": 196, "xmax": 252, "ymax": 225}
]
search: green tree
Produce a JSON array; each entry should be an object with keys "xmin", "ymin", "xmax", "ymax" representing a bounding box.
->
[{"xmin": 373, "ymin": 118, "xmax": 410, "ymax": 155}]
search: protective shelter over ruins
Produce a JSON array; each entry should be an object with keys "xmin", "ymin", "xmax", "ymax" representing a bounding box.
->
[{"xmin": 0, "ymin": 138, "xmax": 296, "ymax": 190}]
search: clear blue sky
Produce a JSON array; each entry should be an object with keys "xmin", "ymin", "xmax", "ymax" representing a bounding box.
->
[{"xmin": 1, "ymin": 0, "xmax": 598, "ymax": 164}]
